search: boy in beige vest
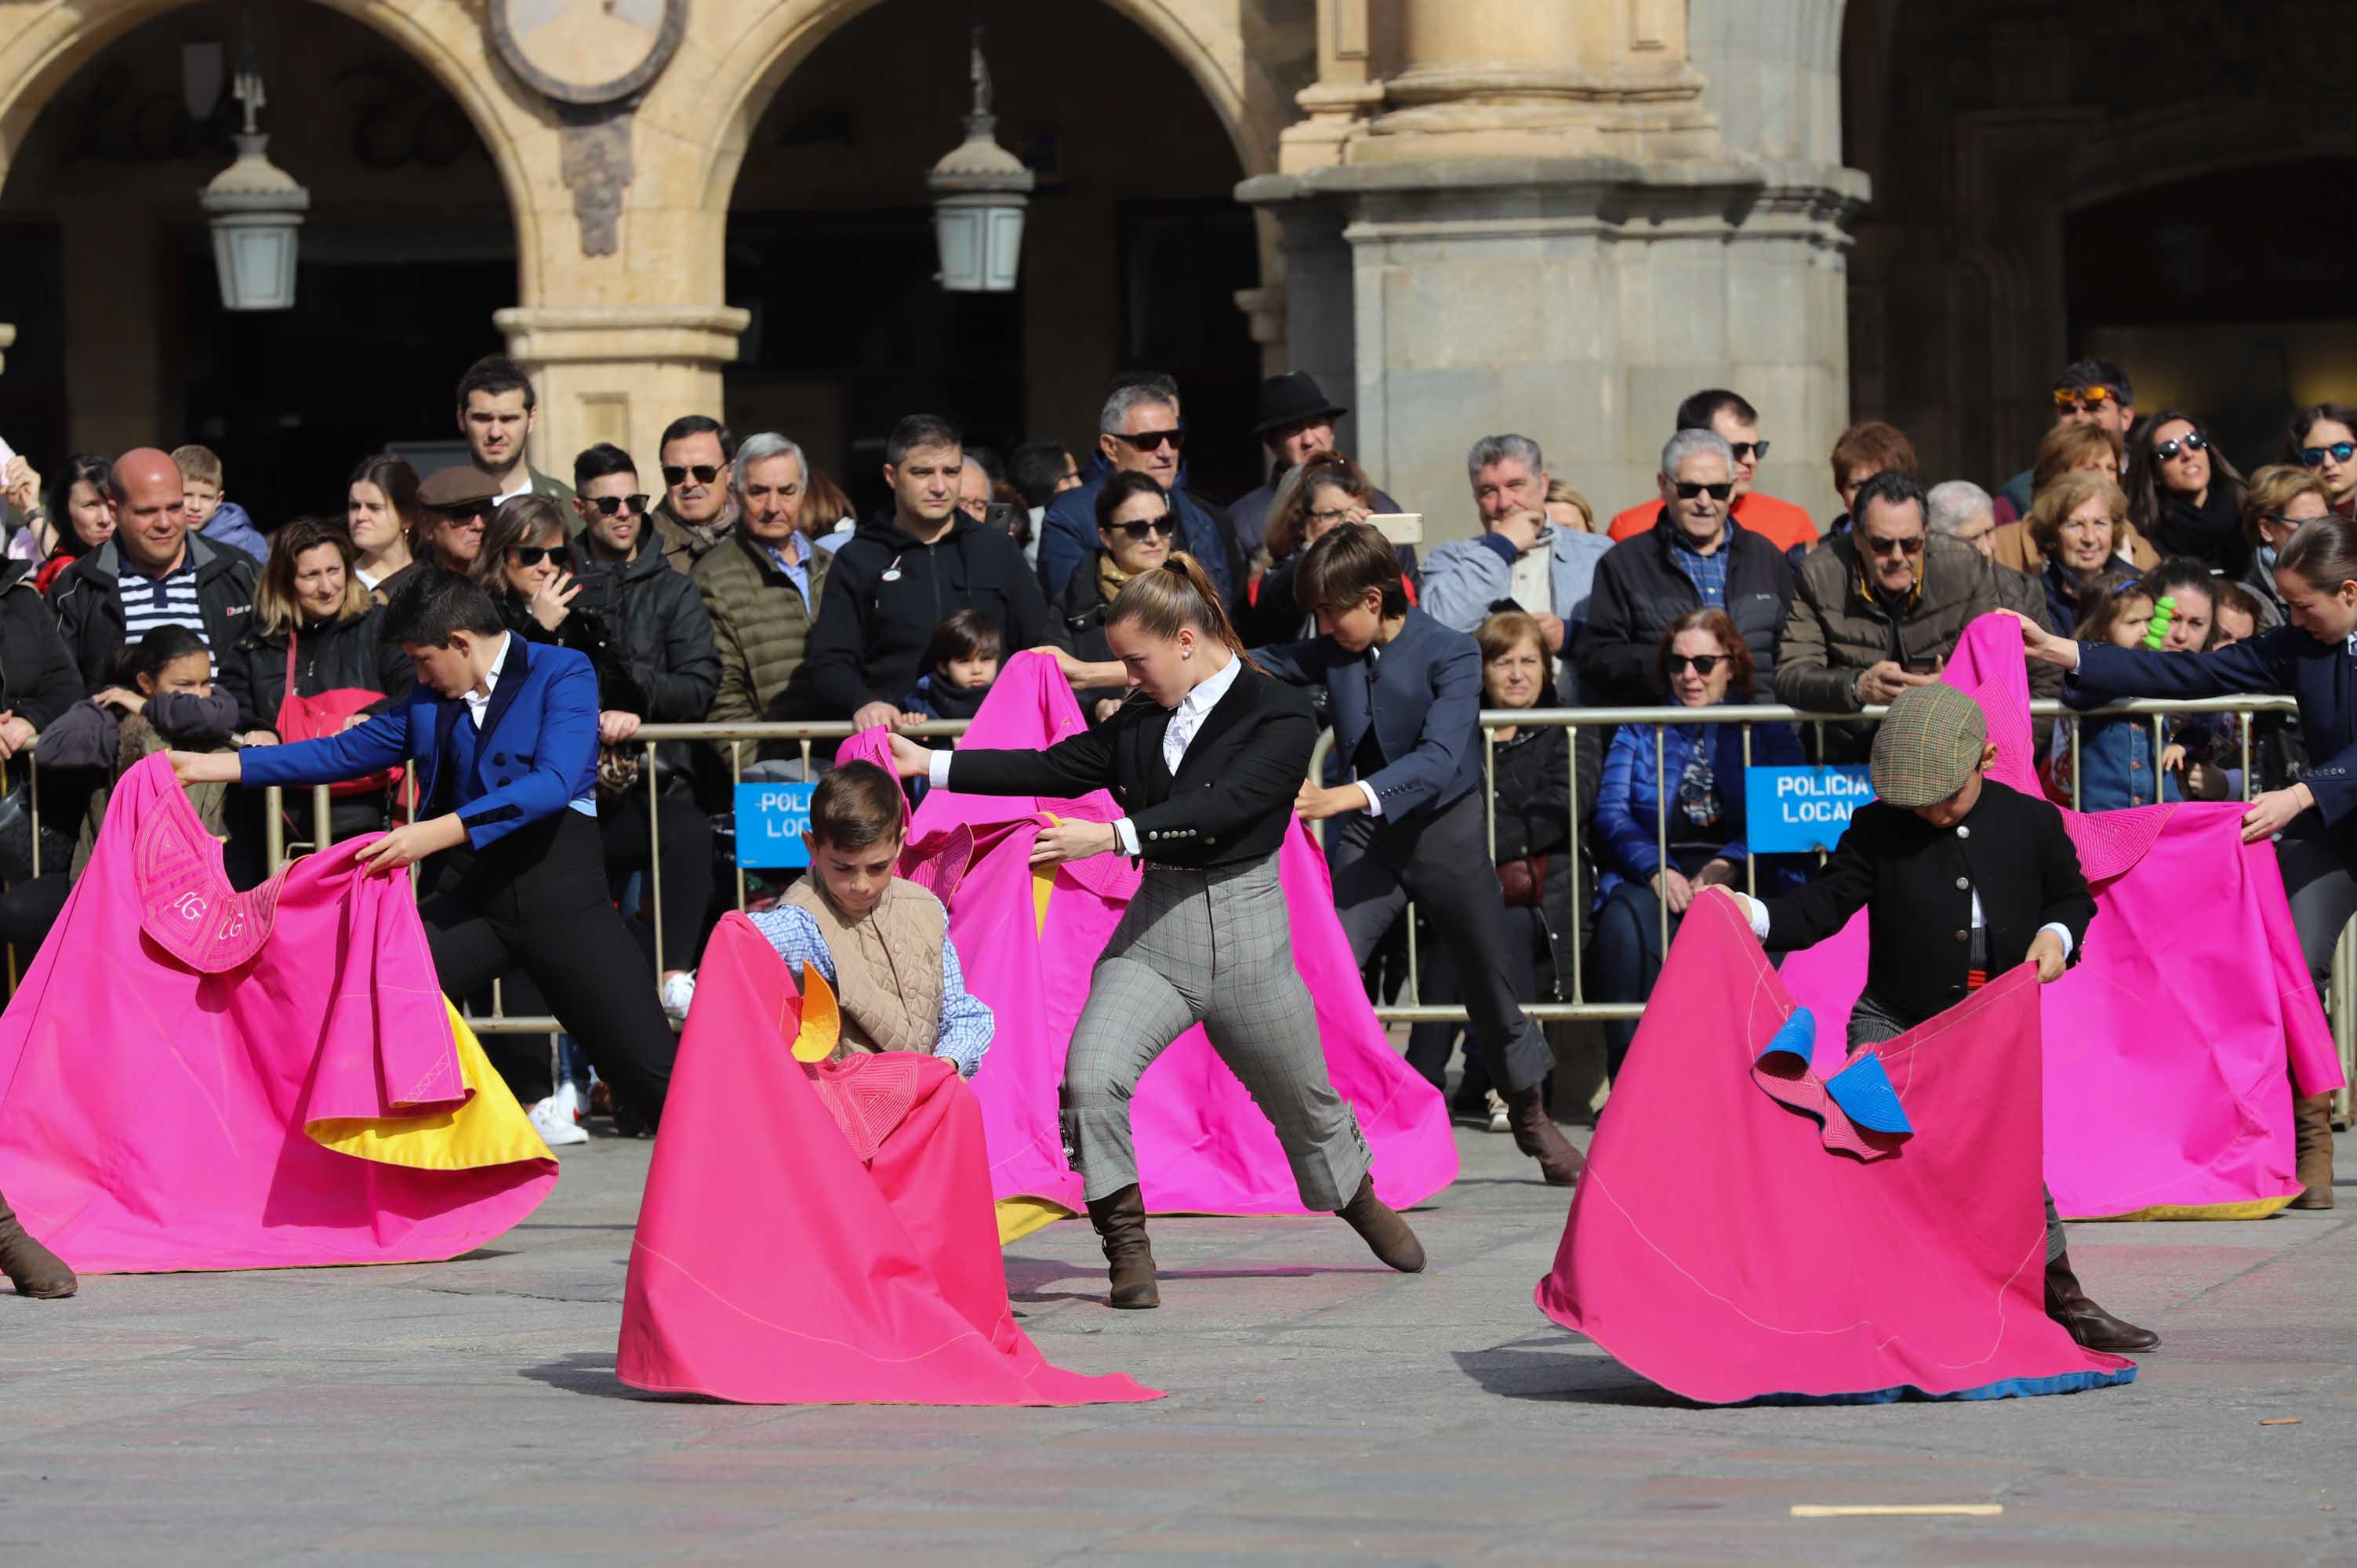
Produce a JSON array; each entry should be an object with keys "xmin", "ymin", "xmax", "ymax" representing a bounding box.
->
[{"xmin": 728, "ymin": 760, "xmax": 993, "ymax": 1076}]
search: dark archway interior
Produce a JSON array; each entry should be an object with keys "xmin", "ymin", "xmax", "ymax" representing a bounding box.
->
[
  {"xmin": 0, "ymin": 0, "xmax": 515, "ymax": 528},
  {"xmin": 723, "ymin": 0, "xmax": 1259, "ymax": 516}
]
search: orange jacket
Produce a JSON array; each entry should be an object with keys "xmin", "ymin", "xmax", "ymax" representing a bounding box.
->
[{"xmin": 1607, "ymin": 490, "xmax": 1819, "ymax": 554}]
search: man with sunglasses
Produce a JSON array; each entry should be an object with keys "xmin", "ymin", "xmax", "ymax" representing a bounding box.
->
[
  {"xmin": 1775, "ymin": 470, "xmax": 2002, "ymax": 760},
  {"xmin": 650, "ymin": 415, "xmax": 740, "ymax": 564},
  {"xmin": 1606, "ymin": 389, "xmax": 1818, "ymax": 555},
  {"xmin": 1577, "ymin": 430, "xmax": 1794, "ymax": 708},
  {"xmin": 1036, "ymin": 377, "xmax": 1245, "ymax": 612},
  {"xmin": 1996, "ymin": 359, "xmax": 2135, "ymax": 526},
  {"xmin": 416, "ymin": 465, "xmax": 503, "ymax": 575}
]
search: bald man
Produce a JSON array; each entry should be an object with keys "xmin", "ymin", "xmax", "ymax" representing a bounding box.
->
[{"xmin": 49, "ymin": 446, "xmax": 261, "ymax": 689}]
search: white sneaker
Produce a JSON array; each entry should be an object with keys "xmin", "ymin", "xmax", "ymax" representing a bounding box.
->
[
  {"xmin": 1485, "ymin": 1089, "xmax": 1511, "ymax": 1135},
  {"xmin": 529, "ymin": 1093, "xmax": 590, "ymax": 1148},
  {"xmin": 661, "ymin": 971, "xmax": 696, "ymax": 1024}
]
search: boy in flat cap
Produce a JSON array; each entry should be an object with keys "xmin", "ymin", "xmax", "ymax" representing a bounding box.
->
[{"xmin": 1717, "ymin": 682, "xmax": 2157, "ymax": 1354}]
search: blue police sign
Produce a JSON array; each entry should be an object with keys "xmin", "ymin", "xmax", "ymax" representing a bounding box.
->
[
  {"xmin": 734, "ymin": 782, "xmax": 815, "ymax": 868},
  {"xmin": 1744, "ymin": 765, "xmax": 1876, "ymax": 854}
]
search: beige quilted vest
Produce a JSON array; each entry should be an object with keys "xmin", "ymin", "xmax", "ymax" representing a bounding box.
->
[{"xmin": 783, "ymin": 876, "xmax": 945, "ymax": 1058}]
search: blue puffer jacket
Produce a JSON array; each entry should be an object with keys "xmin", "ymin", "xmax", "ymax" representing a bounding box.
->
[{"xmin": 1596, "ymin": 704, "xmax": 1808, "ymax": 895}]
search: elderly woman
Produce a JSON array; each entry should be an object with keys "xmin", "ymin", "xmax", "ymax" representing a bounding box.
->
[
  {"xmin": 2027, "ymin": 469, "xmax": 2136, "ymax": 637},
  {"xmin": 1402, "ymin": 608, "xmax": 1600, "ymax": 1126},
  {"xmin": 2127, "ymin": 410, "xmax": 2247, "ymax": 577},
  {"xmin": 1589, "ymin": 608, "xmax": 1803, "ymax": 1078},
  {"xmin": 1992, "ymin": 422, "xmax": 2158, "ymax": 575}
]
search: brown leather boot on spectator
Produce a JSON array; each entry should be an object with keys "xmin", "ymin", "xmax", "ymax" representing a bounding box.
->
[
  {"xmin": 2043, "ymin": 1250, "xmax": 2157, "ymax": 1353},
  {"xmin": 1084, "ymin": 1183, "xmax": 1159, "ymax": 1309},
  {"xmin": 1504, "ymin": 1084, "xmax": 1585, "ymax": 1187},
  {"xmin": 2293, "ymin": 1094, "xmax": 2335, "ymax": 1210},
  {"xmin": 0, "ymin": 1187, "xmax": 77, "ymax": 1300},
  {"xmin": 1337, "ymin": 1175, "xmax": 1425, "ymax": 1273}
]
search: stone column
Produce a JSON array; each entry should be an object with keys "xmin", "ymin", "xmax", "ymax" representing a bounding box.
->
[
  {"xmin": 0, "ymin": 324, "xmax": 13, "ymax": 377},
  {"xmin": 496, "ymin": 304, "xmax": 750, "ymax": 478},
  {"xmin": 1241, "ymin": 0, "xmax": 1865, "ymax": 539}
]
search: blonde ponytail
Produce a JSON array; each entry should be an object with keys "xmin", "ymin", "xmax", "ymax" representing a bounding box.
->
[{"xmin": 1106, "ymin": 552, "xmax": 1258, "ymax": 670}]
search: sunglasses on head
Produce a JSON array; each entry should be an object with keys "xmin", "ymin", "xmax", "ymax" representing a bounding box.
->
[
  {"xmin": 511, "ymin": 543, "xmax": 572, "ymax": 568},
  {"xmin": 1109, "ymin": 517, "xmax": 1178, "ymax": 542},
  {"xmin": 2300, "ymin": 442, "xmax": 2357, "ymax": 469},
  {"xmin": 1673, "ymin": 481, "xmax": 1733, "ymax": 501},
  {"xmin": 1727, "ymin": 441, "xmax": 1770, "ymax": 462},
  {"xmin": 1668, "ymin": 654, "xmax": 1725, "ymax": 675},
  {"xmin": 662, "ymin": 464, "xmax": 721, "ymax": 486},
  {"xmin": 1863, "ymin": 532, "xmax": 1927, "ymax": 556},
  {"xmin": 2152, "ymin": 430, "xmax": 2209, "ymax": 462},
  {"xmin": 1110, "ymin": 429, "xmax": 1185, "ymax": 453},
  {"xmin": 588, "ymin": 494, "xmax": 649, "ymax": 517},
  {"xmin": 2053, "ymin": 386, "xmax": 2119, "ymax": 414}
]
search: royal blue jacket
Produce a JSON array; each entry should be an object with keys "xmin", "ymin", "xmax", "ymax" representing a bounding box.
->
[
  {"xmin": 2072, "ymin": 629, "xmax": 2357, "ymax": 832},
  {"xmin": 1254, "ymin": 608, "xmax": 1484, "ymax": 822},
  {"xmin": 240, "ymin": 633, "xmax": 598, "ymax": 850},
  {"xmin": 1596, "ymin": 707, "xmax": 1805, "ymax": 894}
]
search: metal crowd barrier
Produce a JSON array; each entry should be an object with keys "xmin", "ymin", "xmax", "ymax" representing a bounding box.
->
[{"xmin": 3, "ymin": 698, "xmax": 2350, "ymax": 1118}]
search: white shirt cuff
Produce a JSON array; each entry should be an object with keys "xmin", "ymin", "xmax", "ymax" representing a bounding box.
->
[
  {"xmin": 2037, "ymin": 921, "xmax": 2076, "ymax": 960},
  {"xmin": 1113, "ymin": 818, "xmax": 1141, "ymax": 858},
  {"xmin": 926, "ymin": 750, "xmax": 953, "ymax": 789},
  {"xmin": 1733, "ymin": 891, "xmax": 1769, "ymax": 941},
  {"xmin": 1357, "ymin": 780, "xmax": 1383, "ymax": 818}
]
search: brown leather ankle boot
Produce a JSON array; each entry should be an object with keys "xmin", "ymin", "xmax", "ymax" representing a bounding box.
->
[
  {"xmin": 0, "ymin": 1187, "xmax": 77, "ymax": 1300},
  {"xmin": 1084, "ymin": 1184, "xmax": 1159, "ymax": 1309},
  {"xmin": 2043, "ymin": 1249, "xmax": 2156, "ymax": 1353},
  {"xmin": 1503, "ymin": 1083, "xmax": 1584, "ymax": 1187},
  {"xmin": 2293, "ymin": 1094, "xmax": 2335, "ymax": 1210},
  {"xmin": 1337, "ymin": 1175, "xmax": 1426, "ymax": 1272}
]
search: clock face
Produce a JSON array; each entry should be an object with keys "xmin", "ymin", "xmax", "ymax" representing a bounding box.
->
[{"xmin": 489, "ymin": 0, "xmax": 685, "ymax": 105}]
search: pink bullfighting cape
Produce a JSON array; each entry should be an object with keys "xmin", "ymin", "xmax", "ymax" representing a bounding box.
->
[
  {"xmin": 1778, "ymin": 615, "xmax": 2344, "ymax": 1220},
  {"xmin": 617, "ymin": 914, "xmax": 1161, "ymax": 1406},
  {"xmin": 0, "ymin": 754, "xmax": 555, "ymax": 1275},
  {"xmin": 1537, "ymin": 890, "xmax": 2137, "ymax": 1403},
  {"xmin": 835, "ymin": 656, "xmax": 1457, "ymax": 1235}
]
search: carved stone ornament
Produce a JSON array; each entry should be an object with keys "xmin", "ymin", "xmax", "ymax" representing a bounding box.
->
[{"xmin": 487, "ymin": 0, "xmax": 685, "ymax": 107}]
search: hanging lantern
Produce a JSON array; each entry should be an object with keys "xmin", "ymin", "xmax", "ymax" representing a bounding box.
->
[
  {"xmin": 927, "ymin": 27, "xmax": 1033, "ymax": 292},
  {"xmin": 198, "ymin": 38, "xmax": 309, "ymax": 311}
]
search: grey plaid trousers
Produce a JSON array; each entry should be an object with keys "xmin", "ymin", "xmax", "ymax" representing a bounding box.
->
[{"xmin": 1062, "ymin": 851, "xmax": 1372, "ymax": 1208}]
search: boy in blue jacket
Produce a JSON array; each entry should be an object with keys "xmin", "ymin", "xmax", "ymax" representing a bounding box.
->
[{"xmin": 173, "ymin": 570, "xmax": 674, "ymax": 1131}]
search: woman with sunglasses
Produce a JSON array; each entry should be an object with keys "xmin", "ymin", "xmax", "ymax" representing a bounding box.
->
[
  {"xmin": 472, "ymin": 495, "xmax": 608, "ymax": 664},
  {"xmin": 2240, "ymin": 464, "xmax": 2333, "ymax": 626},
  {"xmin": 1590, "ymin": 608, "xmax": 1804, "ymax": 1079},
  {"xmin": 2126, "ymin": 412, "xmax": 2247, "ymax": 576},
  {"xmin": 1241, "ymin": 450, "xmax": 1411, "ymax": 647},
  {"xmin": 2287, "ymin": 403, "xmax": 2357, "ymax": 519},
  {"xmin": 1053, "ymin": 471, "xmax": 1182, "ymax": 721}
]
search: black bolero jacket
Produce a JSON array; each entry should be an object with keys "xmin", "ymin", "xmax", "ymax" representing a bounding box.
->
[
  {"xmin": 1756, "ymin": 779, "xmax": 2094, "ymax": 1022},
  {"xmin": 945, "ymin": 658, "xmax": 1314, "ymax": 869}
]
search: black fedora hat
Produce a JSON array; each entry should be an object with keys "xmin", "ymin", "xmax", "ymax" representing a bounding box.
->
[{"xmin": 1252, "ymin": 372, "xmax": 1348, "ymax": 437}]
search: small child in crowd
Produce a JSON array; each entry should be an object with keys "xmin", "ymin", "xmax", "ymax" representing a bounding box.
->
[
  {"xmin": 2050, "ymin": 570, "xmax": 2181, "ymax": 809},
  {"xmin": 169, "ymin": 444, "xmax": 271, "ymax": 561},
  {"xmin": 1721, "ymin": 681, "xmax": 2155, "ymax": 1355},
  {"xmin": 38, "ymin": 624, "xmax": 239, "ymax": 875},
  {"xmin": 679, "ymin": 761, "xmax": 993, "ymax": 1077},
  {"xmin": 899, "ymin": 610, "xmax": 1002, "ymax": 725}
]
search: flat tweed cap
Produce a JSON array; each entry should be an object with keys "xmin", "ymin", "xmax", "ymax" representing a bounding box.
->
[
  {"xmin": 1869, "ymin": 683, "xmax": 1988, "ymax": 809},
  {"xmin": 416, "ymin": 465, "xmax": 503, "ymax": 510}
]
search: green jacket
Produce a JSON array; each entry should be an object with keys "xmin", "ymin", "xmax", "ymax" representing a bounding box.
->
[
  {"xmin": 1774, "ymin": 532, "xmax": 1999, "ymax": 760},
  {"xmin": 692, "ymin": 530, "xmax": 830, "ymax": 730}
]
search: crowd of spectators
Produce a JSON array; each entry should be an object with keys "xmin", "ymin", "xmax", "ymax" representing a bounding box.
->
[{"xmin": 2, "ymin": 346, "xmax": 2350, "ymax": 1146}]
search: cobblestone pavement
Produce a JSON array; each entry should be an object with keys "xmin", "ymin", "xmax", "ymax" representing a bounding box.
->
[{"xmin": 4, "ymin": 1120, "xmax": 2352, "ymax": 1565}]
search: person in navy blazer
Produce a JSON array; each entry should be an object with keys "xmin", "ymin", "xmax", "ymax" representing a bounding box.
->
[
  {"xmin": 173, "ymin": 570, "xmax": 674, "ymax": 1127},
  {"xmin": 1252, "ymin": 523, "xmax": 1583, "ymax": 1186},
  {"xmin": 2016, "ymin": 515, "xmax": 2357, "ymax": 1212}
]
